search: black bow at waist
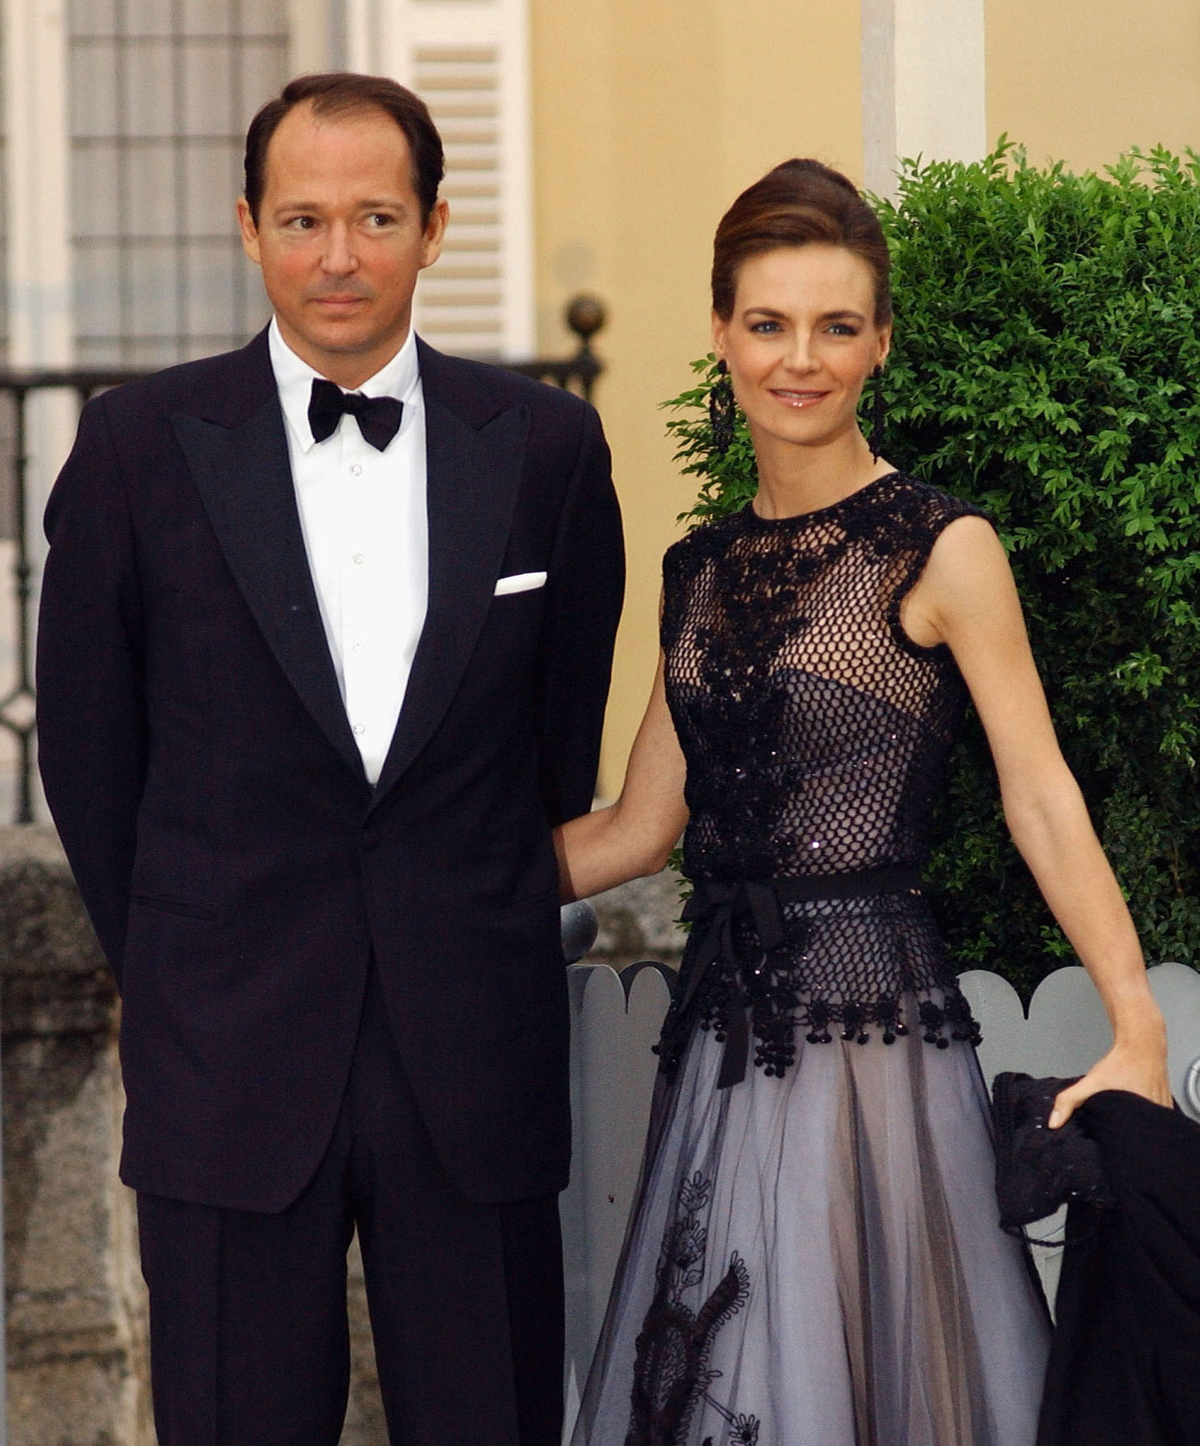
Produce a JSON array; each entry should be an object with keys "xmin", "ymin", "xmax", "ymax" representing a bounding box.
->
[{"xmin": 677, "ymin": 864, "xmax": 923, "ymax": 1089}]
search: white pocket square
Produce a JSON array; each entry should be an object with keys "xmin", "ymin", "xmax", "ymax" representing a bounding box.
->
[{"xmin": 493, "ymin": 571, "xmax": 547, "ymax": 596}]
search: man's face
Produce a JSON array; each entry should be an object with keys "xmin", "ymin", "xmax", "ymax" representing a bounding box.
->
[{"xmin": 237, "ymin": 101, "xmax": 448, "ymax": 389}]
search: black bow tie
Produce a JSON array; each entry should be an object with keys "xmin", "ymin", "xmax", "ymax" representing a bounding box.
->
[{"xmin": 307, "ymin": 378, "xmax": 404, "ymax": 451}]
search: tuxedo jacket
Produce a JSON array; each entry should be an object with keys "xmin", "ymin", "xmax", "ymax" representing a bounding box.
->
[{"xmin": 36, "ymin": 329, "xmax": 623, "ymax": 1213}]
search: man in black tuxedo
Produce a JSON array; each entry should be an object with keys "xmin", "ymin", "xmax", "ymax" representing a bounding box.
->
[{"xmin": 36, "ymin": 72, "xmax": 623, "ymax": 1446}]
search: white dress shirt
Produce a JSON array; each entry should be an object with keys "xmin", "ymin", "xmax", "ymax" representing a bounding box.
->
[{"xmin": 269, "ymin": 318, "xmax": 428, "ymax": 785}]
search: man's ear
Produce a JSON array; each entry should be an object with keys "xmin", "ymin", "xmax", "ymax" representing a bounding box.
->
[
  {"xmin": 236, "ymin": 197, "xmax": 262, "ymax": 265},
  {"xmin": 420, "ymin": 198, "xmax": 450, "ymax": 271}
]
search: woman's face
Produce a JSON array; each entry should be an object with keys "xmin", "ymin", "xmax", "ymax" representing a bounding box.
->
[{"xmin": 712, "ymin": 244, "xmax": 891, "ymax": 457}]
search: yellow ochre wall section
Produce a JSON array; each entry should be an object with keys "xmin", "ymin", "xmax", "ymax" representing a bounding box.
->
[
  {"xmin": 987, "ymin": 0, "xmax": 1200, "ymax": 173},
  {"xmin": 529, "ymin": 0, "xmax": 1199, "ymax": 797},
  {"xmin": 530, "ymin": 0, "xmax": 864, "ymax": 795}
]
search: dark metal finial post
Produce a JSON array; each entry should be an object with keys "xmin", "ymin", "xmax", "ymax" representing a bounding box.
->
[{"xmin": 564, "ymin": 294, "xmax": 606, "ymax": 404}]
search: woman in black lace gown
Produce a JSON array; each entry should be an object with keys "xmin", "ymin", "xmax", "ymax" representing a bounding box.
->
[{"xmin": 555, "ymin": 160, "xmax": 1170, "ymax": 1446}]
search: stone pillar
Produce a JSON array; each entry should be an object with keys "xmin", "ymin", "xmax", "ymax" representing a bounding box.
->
[
  {"xmin": 0, "ymin": 824, "xmax": 152, "ymax": 1446},
  {"xmin": 861, "ymin": 0, "xmax": 988, "ymax": 197}
]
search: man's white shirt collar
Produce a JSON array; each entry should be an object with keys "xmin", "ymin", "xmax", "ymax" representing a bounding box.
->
[{"xmin": 268, "ymin": 316, "xmax": 422, "ymax": 454}]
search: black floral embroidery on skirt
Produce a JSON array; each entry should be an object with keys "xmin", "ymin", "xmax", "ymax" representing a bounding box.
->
[
  {"xmin": 625, "ymin": 1172, "xmax": 760, "ymax": 1446},
  {"xmin": 654, "ymin": 946, "xmax": 980, "ymax": 1083}
]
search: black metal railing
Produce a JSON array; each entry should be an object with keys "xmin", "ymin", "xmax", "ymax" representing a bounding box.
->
[
  {"xmin": 504, "ymin": 295, "xmax": 606, "ymax": 398},
  {"xmin": 0, "ymin": 294, "xmax": 607, "ymax": 824}
]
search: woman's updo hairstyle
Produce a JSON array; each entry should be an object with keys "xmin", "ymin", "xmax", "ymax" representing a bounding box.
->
[{"xmin": 712, "ymin": 159, "xmax": 892, "ymax": 326}]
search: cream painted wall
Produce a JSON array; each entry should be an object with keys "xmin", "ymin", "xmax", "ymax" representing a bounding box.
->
[
  {"xmin": 987, "ymin": 0, "xmax": 1200, "ymax": 172},
  {"xmin": 529, "ymin": 0, "xmax": 863, "ymax": 794}
]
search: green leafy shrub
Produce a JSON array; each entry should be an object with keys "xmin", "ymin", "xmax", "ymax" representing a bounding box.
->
[{"xmin": 664, "ymin": 143, "xmax": 1200, "ymax": 994}]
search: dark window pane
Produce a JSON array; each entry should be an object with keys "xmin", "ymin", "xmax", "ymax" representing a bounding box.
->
[
  {"xmin": 184, "ymin": 238, "xmax": 240, "ymax": 337},
  {"xmin": 184, "ymin": 141, "xmax": 239, "ymax": 229},
  {"xmin": 183, "ymin": 41, "xmax": 236, "ymax": 135},
  {"xmin": 128, "ymin": 142, "xmax": 179, "ymax": 238},
  {"xmin": 69, "ymin": 0, "xmax": 118, "ymax": 39},
  {"xmin": 130, "ymin": 336, "xmax": 187, "ymax": 367},
  {"xmin": 70, "ymin": 40, "xmax": 119, "ymax": 137},
  {"xmin": 182, "ymin": 0, "xmax": 234, "ymax": 36},
  {"xmin": 73, "ymin": 243, "xmax": 123, "ymax": 338},
  {"xmin": 129, "ymin": 242, "xmax": 180, "ymax": 336},
  {"xmin": 71, "ymin": 141, "xmax": 122, "ymax": 239},
  {"xmin": 123, "ymin": 0, "xmax": 174, "ymax": 37},
  {"xmin": 124, "ymin": 41, "xmax": 176, "ymax": 136},
  {"xmin": 238, "ymin": 39, "xmax": 286, "ymax": 125}
]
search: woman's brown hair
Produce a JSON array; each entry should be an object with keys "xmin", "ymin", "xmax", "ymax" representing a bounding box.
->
[{"xmin": 711, "ymin": 159, "xmax": 892, "ymax": 325}]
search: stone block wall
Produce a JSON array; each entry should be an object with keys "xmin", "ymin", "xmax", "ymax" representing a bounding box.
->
[
  {"xmin": 0, "ymin": 824, "xmax": 152, "ymax": 1446},
  {"xmin": 587, "ymin": 870, "xmax": 686, "ymax": 971}
]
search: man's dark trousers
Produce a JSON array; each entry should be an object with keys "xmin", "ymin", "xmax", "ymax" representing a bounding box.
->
[
  {"xmin": 35, "ymin": 328, "xmax": 624, "ymax": 1443},
  {"xmin": 138, "ymin": 967, "xmax": 565, "ymax": 1444}
]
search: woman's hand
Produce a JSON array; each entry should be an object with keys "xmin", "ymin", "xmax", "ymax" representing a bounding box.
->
[{"xmin": 1050, "ymin": 1018, "xmax": 1172, "ymax": 1128}]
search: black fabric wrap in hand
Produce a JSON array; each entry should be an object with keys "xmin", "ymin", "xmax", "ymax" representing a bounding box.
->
[{"xmin": 991, "ymin": 1072, "xmax": 1116, "ymax": 1232}]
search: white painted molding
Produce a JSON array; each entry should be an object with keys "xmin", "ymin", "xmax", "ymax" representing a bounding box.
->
[
  {"xmin": 287, "ymin": 0, "xmax": 335, "ymax": 76},
  {"xmin": 861, "ymin": 0, "xmax": 987, "ymax": 199},
  {"xmin": 2, "ymin": 0, "xmax": 74, "ymax": 366},
  {"xmin": 2, "ymin": 0, "xmax": 79, "ymax": 748},
  {"xmin": 344, "ymin": 0, "xmax": 379, "ymax": 72}
]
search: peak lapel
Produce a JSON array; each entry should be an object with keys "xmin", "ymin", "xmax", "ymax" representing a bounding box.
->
[
  {"xmin": 371, "ymin": 392, "xmax": 531, "ymax": 803},
  {"xmin": 171, "ymin": 400, "xmax": 365, "ymax": 781}
]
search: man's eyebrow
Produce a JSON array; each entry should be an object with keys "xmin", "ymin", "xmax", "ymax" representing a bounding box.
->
[{"xmin": 269, "ymin": 197, "xmax": 407, "ymax": 213}]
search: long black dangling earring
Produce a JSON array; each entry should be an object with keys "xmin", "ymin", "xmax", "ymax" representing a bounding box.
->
[
  {"xmin": 709, "ymin": 359, "xmax": 736, "ymax": 456},
  {"xmin": 869, "ymin": 365, "xmax": 886, "ymax": 462}
]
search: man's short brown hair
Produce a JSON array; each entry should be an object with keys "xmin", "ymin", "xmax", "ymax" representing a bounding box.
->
[{"xmin": 243, "ymin": 72, "xmax": 445, "ymax": 225}]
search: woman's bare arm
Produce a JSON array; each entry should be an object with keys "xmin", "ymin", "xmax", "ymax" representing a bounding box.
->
[
  {"xmin": 905, "ymin": 515, "xmax": 1170, "ymax": 1125},
  {"xmin": 553, "ymin": 653, "xmax": 690, "ymax": 903}
]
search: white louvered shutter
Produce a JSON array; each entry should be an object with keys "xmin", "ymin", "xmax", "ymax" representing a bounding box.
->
[{"xmin": 359, "ymin": 0, "xmax": 534, "ymax": 359}]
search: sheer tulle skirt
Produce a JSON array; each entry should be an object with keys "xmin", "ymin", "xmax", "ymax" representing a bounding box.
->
[{"xmin": 572, "ymin": 997, "xmax": 1051, "ymax": 1446}]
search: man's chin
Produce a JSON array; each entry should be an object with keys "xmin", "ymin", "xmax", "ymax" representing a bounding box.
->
[
  {"xmin": 302, "ymin": 322, "xmax": 376, "ymax": 354},
  {"xmin": 304, "ymin": 318, "xmax": 409, "ymax": 354},
  {"xmin": 281, "ymin": 321, "xmax": 412, "ymax": 386}
]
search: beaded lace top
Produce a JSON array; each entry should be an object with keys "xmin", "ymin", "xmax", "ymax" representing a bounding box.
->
[{"xmin": 656, "ymin": 472, "xmax": 987, "ymax": 1079}]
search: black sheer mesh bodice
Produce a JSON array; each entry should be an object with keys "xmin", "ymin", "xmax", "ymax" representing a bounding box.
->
[{"xmin": 657, "ymin": 472, "xmax": 987, "ymax": 1080}]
